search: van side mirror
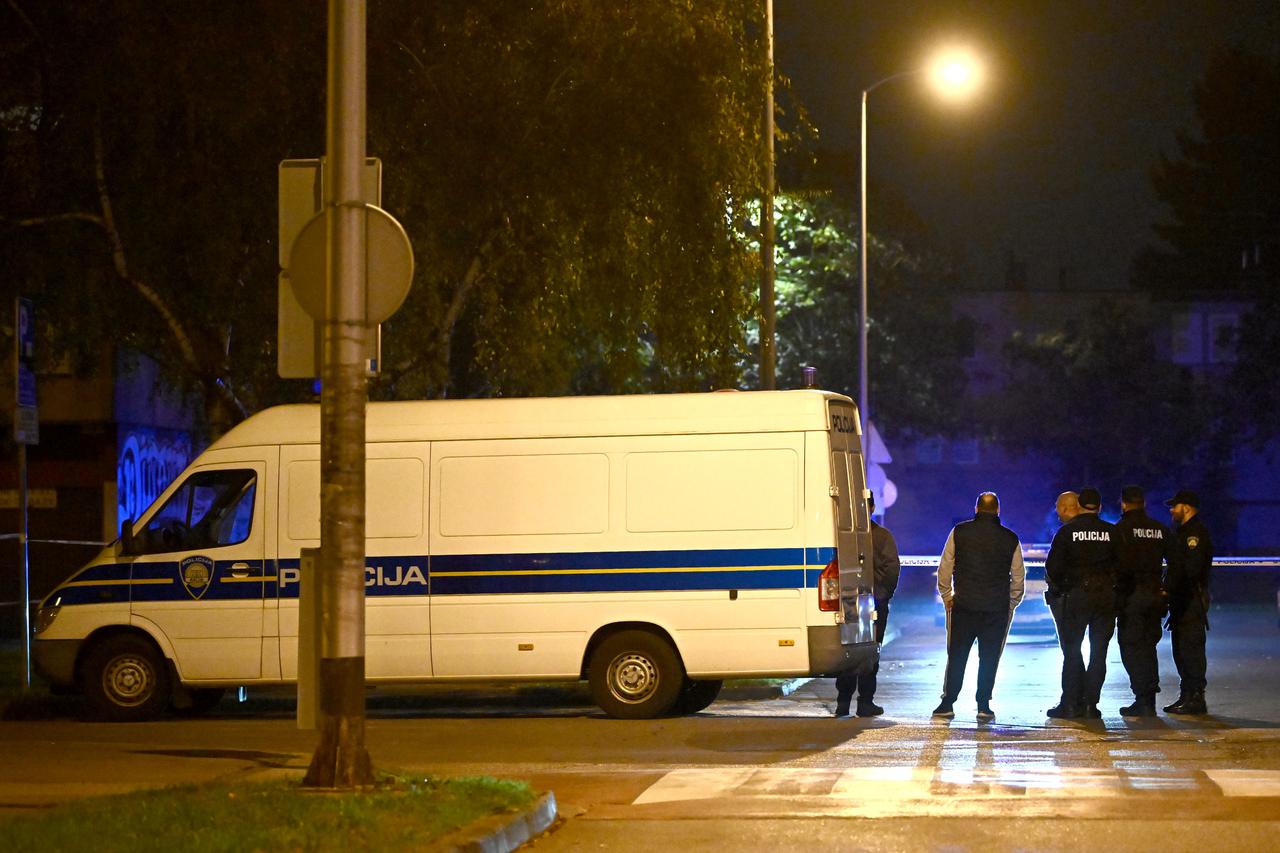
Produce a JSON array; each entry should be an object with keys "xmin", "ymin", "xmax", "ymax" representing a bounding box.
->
[{"xmin": 121, "ymin": 519, "xmax": 137, "ymax": 555}]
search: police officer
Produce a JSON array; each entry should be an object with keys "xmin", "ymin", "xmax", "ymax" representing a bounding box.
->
[
  {"xmin": 1163, "ymin": 489, "xmax": 1213, "ymax": 715},
  {"xmin": 1113, "ymin": 485, "xmax": 1170, "ymax": 717},
  {"xmin": 1045, "ymin": 486, "xmax": 1118, "ymax": 719},
  {"xmin": 835, "ymin": 495, "xmax": 901, "ymax": 717},
  {"xmin": 933, "ymin": 492, "xmax": 1025, "ymax": 721}
]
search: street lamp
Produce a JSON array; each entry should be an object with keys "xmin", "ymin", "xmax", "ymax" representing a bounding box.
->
[{"xmin": 858, "ymin": 46, "xmax": 983, "ymax": 431}]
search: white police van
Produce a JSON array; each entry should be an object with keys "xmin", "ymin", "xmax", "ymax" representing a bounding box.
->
[{"xmin": 33, "ymin": 390, "xmax": 878, "ymax": 720}]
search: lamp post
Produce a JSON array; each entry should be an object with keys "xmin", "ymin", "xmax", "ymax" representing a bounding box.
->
[{"xmin": 858, "ymin": 48, "xmax": 983, "ymax": 430}]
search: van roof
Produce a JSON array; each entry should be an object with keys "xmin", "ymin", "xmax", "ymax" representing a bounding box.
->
[{"xmin": 207, "ymin": 390, "xmax": 856, "ymax": 448}]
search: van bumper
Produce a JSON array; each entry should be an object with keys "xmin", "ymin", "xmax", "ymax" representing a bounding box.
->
[
  {"xmin": 33, "ymin": 639, "xmax": 81, "ymax": 689},
  {"xmin": 807, "ymin": 626, "xmax": 878, "ymax": 677}
]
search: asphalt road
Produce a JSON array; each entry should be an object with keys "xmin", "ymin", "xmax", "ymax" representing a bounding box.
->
[{"xmin": 2, "ymin": 599, "xmax": 1277, "ymax": 852}]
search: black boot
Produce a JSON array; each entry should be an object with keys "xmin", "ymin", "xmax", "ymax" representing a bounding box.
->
[
  {"xmin": 856, "ymin": 699, "xmax": 884, "ymax": 717},
  {"xmin": 1162, "ymin": 693, "xmax": 1187, "ymax": 713},
  {"xmin": 1046, "ymin": 703, "xmax": 1083, "ymax": 719},
  {"xmin": 1167, "ymin": 691, "xmax": 1207, "ymax": 715},
  {"xmin": 1120, "ymin": 696, "xmax": 1157, "ymax": 717}
]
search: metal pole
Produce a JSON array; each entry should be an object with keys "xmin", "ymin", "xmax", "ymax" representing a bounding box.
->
[
  {"xmin": 304, "ymin": 0, "xmax": 374, "ymax": 789},
  {"xmin": 759, "ymin": 0, "xmax": 776, "ymax": 390},
  {"xmin": 18, "ymin": 442, "xmax": 30, "ymax": 690},
  {"xmin": 858, "ymin": 88, "xmax": 869, "ymax": 427}
]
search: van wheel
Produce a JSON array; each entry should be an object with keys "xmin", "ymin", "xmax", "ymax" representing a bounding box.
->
[
  {"xmin": 589, "ymin": 630, "xmax": 683, "ymax": 719},
  {"xmin": 674, "ymin": 679, "xmax": 723, "ymax": 715},
  {"xmin": 83, "ymin": 635, "xmax": 171, "ymax": 722}
]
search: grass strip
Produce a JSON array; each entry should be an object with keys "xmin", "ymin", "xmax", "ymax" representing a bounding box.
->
[{"xmin": 3, "ymin": 774, "xmax": 535, "ymax": 853}]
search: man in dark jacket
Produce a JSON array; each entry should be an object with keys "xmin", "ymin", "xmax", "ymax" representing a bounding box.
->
[
  {"xmin": 933, "ymin": 492, "xmax": 1025, "ymax": 721},
  {"xmin": 835, "ymin": 495, "xmax": 901, "ymax": 717},
  {"xmin": 1164, "ymin": 489, "xmax": 1213, "ymax": 715},
  {"xmin": 1114, "ymin": 485, "xmax": 1170, "ymax": 717},
  {"xmin": 1045, "ymin": 486, "xmax": 1118, "ymax": 719}
]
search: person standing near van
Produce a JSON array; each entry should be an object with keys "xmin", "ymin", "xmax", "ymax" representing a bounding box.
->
[
  {"xmin": 1114, "ymin": 485, "xmax": 1170, "ymax": 718},
  {"xmin": 835, "ymin": 495, "xmax": 901, "ymax": 717},
  {"xmin": 1044, "ymin": 487, "xmax": 1118, "ymax": 719},
  {"xmin": 1163, "ymin": 489, "xmax": 1213, "ymax": 715},
  {"xmin": 933, "ymin": 492, "xmax": 1025, "ymax": 721}
]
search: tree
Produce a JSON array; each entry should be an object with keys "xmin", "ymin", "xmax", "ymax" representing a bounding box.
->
[
  {"xmin": 1130, "ymin": 47, "xmax": 1280, "ymax": 446},
  {"xmin": 1, "ymin": 1, "xmax": 770, "ymax": 432},
  {"xmin": 1, "ymin": 1, "xmax": 326, "ymax": 436},
  {"xmin": 985, "ymin": 300, "xmax": 1222, "ymax": 502},
  {"xmin": 368, "ymin": 1, "xmax": 767, "ymax": 399},
  {"xmin": 1132, "ymin": 48, "xmax": 1280, "ymax": 298},
  {"xmin": 759, "ymin": 192, "xmax": 974, "ymax": 437}
]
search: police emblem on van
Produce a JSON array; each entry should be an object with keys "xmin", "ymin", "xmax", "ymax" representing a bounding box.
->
[{"xmin": 180, "ymin": 555, "xmax": 215, "ymax": 600}]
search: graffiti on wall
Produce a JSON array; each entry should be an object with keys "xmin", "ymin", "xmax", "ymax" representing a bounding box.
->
[{"xmin": 117, "ymin": 427, "xmax": 193, "ymax": 533}]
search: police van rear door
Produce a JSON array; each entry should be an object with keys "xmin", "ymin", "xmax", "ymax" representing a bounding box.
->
[{"xmin": 828, "ymin": 400, "xmax": 872, "ymax": 639}]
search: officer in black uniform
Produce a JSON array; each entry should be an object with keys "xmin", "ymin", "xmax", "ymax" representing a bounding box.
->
[
  {"xmin": 834, "ymin": 495, "xmax": 901, "ymax": 717},
  {"xmin": 1044, "ymin": 487, "xmax": 1118, "ymax": 719},
  {"xmin": 1113, "ymin": 485, "xmax": 1170, "ymax": 717},
  {"xmin": 1163, "ymin": 489, "xmax": 1213, "ymax": 715}
]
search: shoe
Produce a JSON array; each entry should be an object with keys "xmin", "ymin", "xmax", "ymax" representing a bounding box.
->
[
  {"xmin": 1083, "ymin": 705, "xmax": 1102, "ymax": 719},
  {"xmin": 856, "ymin": 700, "xmax": 885, "ymax": 717},
  {"xmin": 1162, "ymin": 694, "xmax": 1187, "ymax": 713},
  {"xmin": 976, "ymin": 703, "xmax": 995, "ymax": 722},
  {"xmin": 1046, "ymin": 703, "xmax": 1083, "ymax": 719},
  {"xmin": 1119, "ymin": 697, "xmax": 1157, "ymax": 718},
  {"xmin": 834, "ymin": 703, "xmax": 851, "ymax": 718},
  {"xmin": 1166, "ymin": 691, "xmax": 1207, "ymax": 715},
  {"xmin": 932, "ymin": 700, "xmax": 955, "ymax": 718}
]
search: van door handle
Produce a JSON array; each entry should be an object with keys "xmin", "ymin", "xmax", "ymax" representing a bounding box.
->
[{"xmin": 229, "ymin": 562, "xmax": 252, "ymax": 578}]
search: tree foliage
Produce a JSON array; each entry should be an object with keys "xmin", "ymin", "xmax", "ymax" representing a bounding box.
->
[
  {"xmin": 984, "ymin": 300, "xmax": 1223, "ymax": 501},
  {"xmin": 1132, "ymin": 48, "xmax": 1280, "ymax": 297},
  {"xmin": 1130, "ymin": 47, "xmax": 1280, "ymax": 445},
  {"xmin": 0, "ymin": 1, "xmax": 769, "ymax": 432},
  {"xmin": 758, "ymin": 192, "xmax": 973, "ymax": 436}
]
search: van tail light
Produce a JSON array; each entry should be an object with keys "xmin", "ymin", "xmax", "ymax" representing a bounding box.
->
[{"xmin": 818, "ymin": 558, "xmax": 840, "ymax": 612}]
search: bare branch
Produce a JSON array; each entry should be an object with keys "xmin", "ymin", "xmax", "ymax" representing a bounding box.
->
[{"xmin": 6, "ymin": 212, "xmax": 105, "ymax": 229}]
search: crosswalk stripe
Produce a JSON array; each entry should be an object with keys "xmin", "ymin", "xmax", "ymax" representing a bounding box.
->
[{"xmin": 633, "ymin": 766, "xmax": 1280, "ymax": 805}]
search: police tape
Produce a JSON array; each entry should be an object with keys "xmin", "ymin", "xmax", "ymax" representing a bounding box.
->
[{"xmin": 900, "ymin": 555, "xmax": 1280, "ymax": 569}]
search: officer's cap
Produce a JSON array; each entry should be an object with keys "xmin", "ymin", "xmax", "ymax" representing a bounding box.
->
[
  {"xmin": 1164, "ymin": 489, "xmax": 1200, "ymax": 508},
  {"xmin": 1121, "ymin": 485, "xmax": 1145, "ymax": 504},
  {"xmin": 1077, "ymin": 487, "xmax": 1102, "ymax": 510}
]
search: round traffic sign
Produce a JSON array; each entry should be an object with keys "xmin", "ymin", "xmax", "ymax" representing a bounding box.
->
[{"xmin": 287, "ymin": 204, "xmax": 414, "ymax": 324}]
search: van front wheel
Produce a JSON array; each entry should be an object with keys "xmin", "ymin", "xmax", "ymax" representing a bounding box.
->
[
  {"xmin": 589, "ymin": 630, "xmax": 683, "ymax": 719},
  {"xmin": 83, "ymin": 635, "xmax": 171, "ymax": 722}
]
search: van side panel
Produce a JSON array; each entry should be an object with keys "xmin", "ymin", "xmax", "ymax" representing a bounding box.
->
[
  {"xmin": 428, "ymin": 433, "xmax": 810, "ymax": 678},
  {"xmin": 276, "ymin": 442, "xmax": 432, "ymax": 680}
]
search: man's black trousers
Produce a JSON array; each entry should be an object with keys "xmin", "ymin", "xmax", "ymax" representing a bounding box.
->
[
  {"xmin": 1170, "ymin": 595, "xmax": 1208, "ymax": 694},
  {"xmin": 1117, "ymin": 587, "xmax": 1163, "ymax": 699},
  {"xmin": 940, "ymin": 604, "xmax": 1009, "ymax": 704},
  {"xmin": 835, "ymin": 600, "xmax": 889, "ymax": 709},
  {"xmin": 1051, "ymin": 588, "xmax": 1115, "ymax": 707}
]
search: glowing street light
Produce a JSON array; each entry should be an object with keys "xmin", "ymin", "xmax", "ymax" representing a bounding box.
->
[{"xmin": 858, "ymin": 46, "xmax": 984, "ymax": 434}]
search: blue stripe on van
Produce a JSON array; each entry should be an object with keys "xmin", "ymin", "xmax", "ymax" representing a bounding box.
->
[{"xmin": 56, "ymin": 547, "xmax": 821, "ymax": 603}]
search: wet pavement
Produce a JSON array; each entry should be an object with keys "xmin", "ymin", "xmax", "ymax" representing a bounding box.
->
[{"xmin": 1, "ymin": 599, "xmax": 1277, "ymax": 851}]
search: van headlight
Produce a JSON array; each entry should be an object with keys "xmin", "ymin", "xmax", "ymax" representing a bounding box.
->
[{"xmin": 34, "ymin": 597, "xmax": 62, "ymax": 634}]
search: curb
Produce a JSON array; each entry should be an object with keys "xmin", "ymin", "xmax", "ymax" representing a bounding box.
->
[
  {"xmin": 719, "ymin": 676, "xmax": 813, "ymax": 701},
  {"xmin": 436, "ymin": 791, "xmax": 558, "ymax": 853}
]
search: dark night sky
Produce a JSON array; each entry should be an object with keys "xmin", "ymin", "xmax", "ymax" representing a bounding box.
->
[{"xmin": 775, "ymin": 0, "xmax": 1280, "ymax": 291}]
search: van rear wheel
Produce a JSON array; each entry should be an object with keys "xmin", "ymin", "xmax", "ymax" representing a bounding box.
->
[
  {"xmin": 589, "ymin": 630, "xmax": 683, "ymax": 719},
  {"xmin": 83, "ymin": 635, "xmax": 171, "ymax": 722}
]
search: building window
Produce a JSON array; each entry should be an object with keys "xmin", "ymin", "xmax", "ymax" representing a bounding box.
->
[
  {"xmin": 1169, "ymin": 312, "xmax": 1203, "ymax": 365},
  {"xmin": 952, "ymin": 438, "xmax": 979, "ymax": 465},
  {"xmin": 1207, "ymin": 313, "xmax": 1239, "ymax": 364},
  {"xmin": 916, "ymin": 438, "xmax": 943, "ymax": 465}
]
